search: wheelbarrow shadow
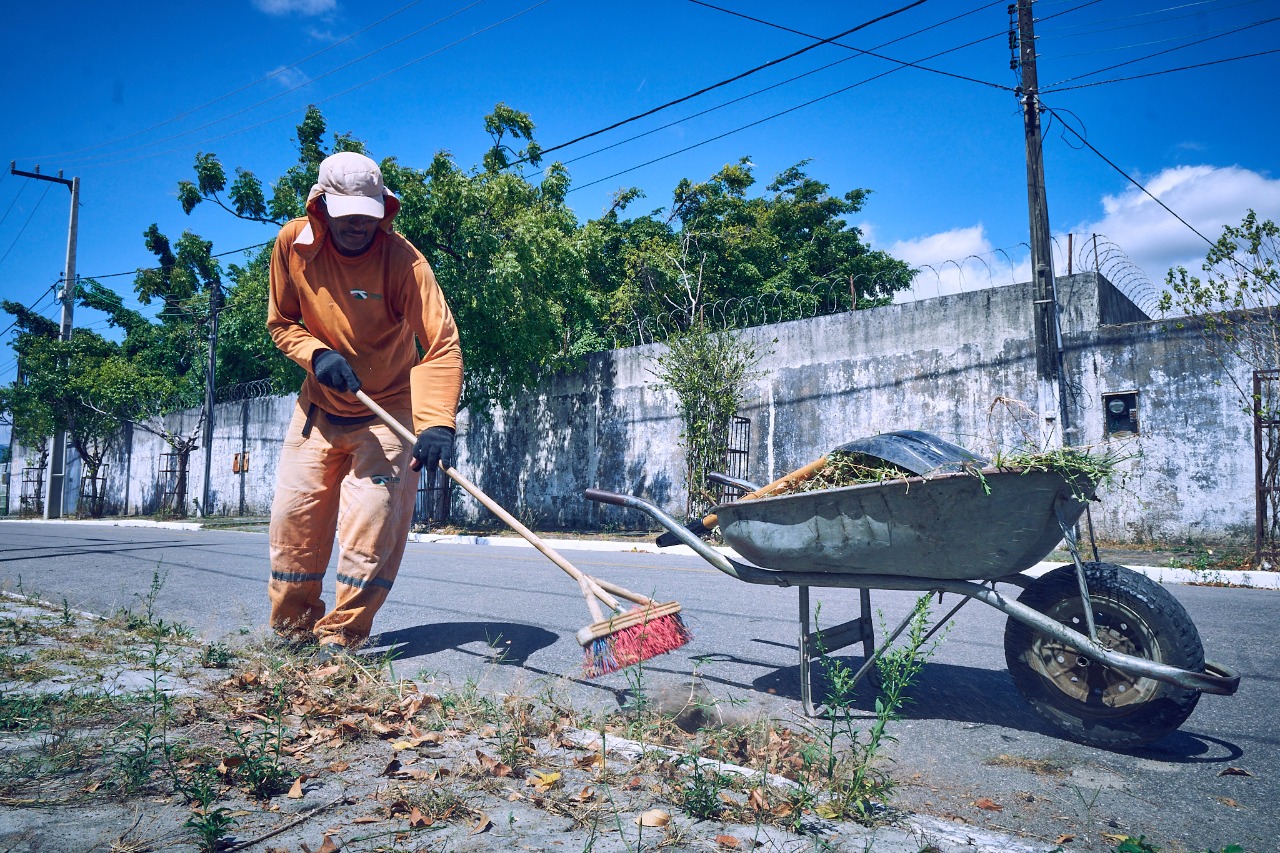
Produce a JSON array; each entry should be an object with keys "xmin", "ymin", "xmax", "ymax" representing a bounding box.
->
[
  {"xmin": 741, "ymin": 654, "xmax": 1242, "ymax": 760},
  {"xmin": 364, "ymin": 621, "xmax": 559, "ymax": 667}
]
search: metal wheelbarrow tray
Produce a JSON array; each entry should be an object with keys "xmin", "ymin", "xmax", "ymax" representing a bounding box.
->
[{"xmin": 585, "ymin": 463, "xmax": 1240, "ymax": 750}]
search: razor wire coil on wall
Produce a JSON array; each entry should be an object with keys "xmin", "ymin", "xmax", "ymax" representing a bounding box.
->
[{"xmin": 607, "ymin": 234, "xmax": 1162, "ymax": 348}]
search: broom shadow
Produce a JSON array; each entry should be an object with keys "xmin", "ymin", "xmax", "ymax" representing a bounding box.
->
[{"xmin": 364, "ymin": 621, "xmax": 559, "ymax": 667}]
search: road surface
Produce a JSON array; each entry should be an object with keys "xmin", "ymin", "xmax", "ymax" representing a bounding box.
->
[{"xmin": 0, "ymin": 520, "xmax": 1274, "ymax": 852}]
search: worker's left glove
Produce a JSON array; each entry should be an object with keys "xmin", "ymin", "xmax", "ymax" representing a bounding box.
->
[{"xmin": 411, "ymin": 426, "xmax": 455, "ymax": 486}]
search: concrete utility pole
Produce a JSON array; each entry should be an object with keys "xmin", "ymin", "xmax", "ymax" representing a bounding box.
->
[
  {"xmin": 9, "ymin": 163, "xmax": 79, "ymax": 518},
  {"xmin": 200, "ymin": 280, "xmax": 223, "ymax": 517},
  {"xmin": 1014, "ymin": 1, "xmax": 1070, "ymax": 445}
]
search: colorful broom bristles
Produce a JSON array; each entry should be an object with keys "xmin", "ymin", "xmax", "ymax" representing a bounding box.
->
[{"xmin": 577, "ymin": 601, "xmax": 693, "ymax": 678}]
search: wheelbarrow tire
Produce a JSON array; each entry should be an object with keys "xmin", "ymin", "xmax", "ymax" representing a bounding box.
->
[{"xmin": 1004, "ymin": 562, "xmax": 1203, "ymax": 750}]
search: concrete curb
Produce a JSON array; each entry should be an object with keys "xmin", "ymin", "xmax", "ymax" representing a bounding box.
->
[
  {"xmin": 6, "ymin": 518, "xmax": 1274, "ymax": 589},
  {"xmin": 408, "ymin": 531, "xmax": 1280, "ymax": 590}
]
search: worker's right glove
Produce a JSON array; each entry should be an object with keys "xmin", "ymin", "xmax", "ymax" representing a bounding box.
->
[
  {"xmin": 411, "ymin": 426, "xmax": 455, "ymax": 488},
  {"xmin": 313, "ymin": 349, "xmax": 361, "ymax": 393}
]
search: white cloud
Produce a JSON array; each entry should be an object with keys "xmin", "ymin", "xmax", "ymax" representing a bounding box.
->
[
  {"xmin": 265, "ymin": 64, "xmax": 312, "ymax": 90},
  {"xmin": 252, "ymin": 0, "xmax": 336, "ymax": 16},
  {"xmin": 1070, "ymin": 164, "xmax": 1280, "ymax": 292},
  {"xmin": 874, "ymin": 165, "xmax": 1280, "ymax": 309},
  {"xmin": 885, "ymin": 225, "xmax": 1031, "ymax": 302}
]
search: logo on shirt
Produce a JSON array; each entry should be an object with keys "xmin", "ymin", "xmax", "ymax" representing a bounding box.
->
[{"xmin": 350, "ymin": 290, "xmax": 383, "ymax": 301}]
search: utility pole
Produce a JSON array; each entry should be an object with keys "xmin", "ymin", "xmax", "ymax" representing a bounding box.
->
[
  {"xmin": 10, "ymin": 163, "xmax": 79, "ymax": 517},
  {"xmin": 1014, "ymin": 1, "xmax": 1070, "ymax": 445},
  {"xmin": 200, "ymin": 280, "xmax": 223, "ymax": 518}
]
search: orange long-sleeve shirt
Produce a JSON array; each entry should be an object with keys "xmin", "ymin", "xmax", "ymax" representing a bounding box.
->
[{"xmin": 267, "ymin": 195, "xmax": 463, "ymax": 433}]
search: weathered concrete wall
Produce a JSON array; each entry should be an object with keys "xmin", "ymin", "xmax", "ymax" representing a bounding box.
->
[{"xmin": 9, "ymin": 273, "xmax": 1256, "ymax": 544}]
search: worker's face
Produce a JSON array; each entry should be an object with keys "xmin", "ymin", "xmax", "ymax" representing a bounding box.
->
[{"xmin": 326, "ymin": 211, "xmax": 380, "ymax": 256}]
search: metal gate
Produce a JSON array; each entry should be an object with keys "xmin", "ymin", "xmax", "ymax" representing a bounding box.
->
[
  {"xmin": 1255, "ymin": 370, "xmax": 1280, "ymax": 568},
  {"xmin": 717, "ymin": 415, "xmax": 752, "ymax": 503},
  {"xmin": 413, "ymin": 470, "xmax": 451, "ymax": 530}
]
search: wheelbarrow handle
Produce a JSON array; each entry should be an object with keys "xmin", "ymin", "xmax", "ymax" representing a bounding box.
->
[{"xmin": 654, "ymin": 454, "xmax": 831, "ymax": 547}]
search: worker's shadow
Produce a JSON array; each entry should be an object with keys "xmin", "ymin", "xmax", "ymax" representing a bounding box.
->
[{"xmin": 364, "ymin": 622, "xmax": 558, "ymax": 667}]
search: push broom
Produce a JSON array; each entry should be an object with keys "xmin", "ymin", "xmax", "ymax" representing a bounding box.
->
[{"xmin": 355, "ymin": 390, "xmax": 691, "ymax": 677}]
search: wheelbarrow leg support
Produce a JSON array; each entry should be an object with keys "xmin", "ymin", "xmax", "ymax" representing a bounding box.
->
[{"xmin": 799, "ymin": 586, "xmax": 877, "ymax": 716}]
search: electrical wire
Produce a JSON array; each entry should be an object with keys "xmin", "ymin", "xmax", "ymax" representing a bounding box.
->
[
  {"xmin": 1044, "ymin": 14, "xmax": 1280, "ymax": 88},
  {"xmin": 550, "ymin": 4, "xmax": 1008, "ymax": 173},
  {"xmin": 688, "ymin": 0, "xmax": 1010, "ymax": 91},
  {"xmin": 568, "ymin": 28, "xmax": 1002, "ymax": 195},
  {"xmin": 77, "ymin": 241, "xmax": 273, "ymax": 282},
  {"xmin": 1042, "ymin": 19, "xmax": 1267, "ymax": 59},
  {"xmin": 0, "ymin": 184, "xmax": 54, "ymax": 269},
  {"xmin": 1042, "ymin": 105, "xmax": 1218, "ymax": 251},
  {"xmin": 1038, "ymin": 0, "xmax": 1265, "ymax": 36},
  {"xmin": 0, "ymin": 181, "xmax": 27, "ymax": 232},
  {"xmin": 27, "ymin": 0, "xmax": 438, "ymax": 163},
  {"xmin": 56, "ymin": 0, "xmax": 491, "ymax": 169},
  {"xmin": 1042, "ymin": 45, "xmax": 1280, "ymax": 91},
  {"xmin": 532, "ymin": 0, "xmax": 933, "ymax": 163}
]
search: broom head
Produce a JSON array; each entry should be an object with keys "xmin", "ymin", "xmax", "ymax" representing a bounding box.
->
[{"xmin": 577, "ymin": 601, "xmax": 692, "ymax": 678}]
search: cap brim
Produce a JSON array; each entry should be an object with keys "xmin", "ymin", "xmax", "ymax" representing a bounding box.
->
[{"xmin": 324, "ymin": 192, "xmax": 385, "ymax": 219}]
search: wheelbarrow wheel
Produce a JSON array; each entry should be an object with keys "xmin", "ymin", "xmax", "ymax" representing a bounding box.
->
[{"xmin": 1004, "ymin": 562, "xmax": 1203, "ymax": 749}]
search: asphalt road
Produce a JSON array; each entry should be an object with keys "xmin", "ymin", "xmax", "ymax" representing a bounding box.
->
[{"xmin": 0, "ymin": 520, "xmax": 1275, "ymax": 853}]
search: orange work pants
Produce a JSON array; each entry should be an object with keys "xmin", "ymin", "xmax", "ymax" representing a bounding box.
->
[{"xmin": 268, "ymin": 400, "xmax": 417, "ymax": 647}]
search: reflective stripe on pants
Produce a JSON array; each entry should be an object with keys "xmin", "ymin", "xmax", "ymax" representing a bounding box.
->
[{"xmin": 268, "ymin": 400, "xmax": 416, "ymax": 646}]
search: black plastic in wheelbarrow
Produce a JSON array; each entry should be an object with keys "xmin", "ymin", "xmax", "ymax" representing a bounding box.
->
[{"xmin": 585, "ymin": 434, "xmax": 1240, "ymax": 750}]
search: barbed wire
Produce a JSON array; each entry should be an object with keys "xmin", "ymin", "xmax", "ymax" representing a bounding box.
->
[
  {"xmin": 215, "ymin": 377, "xmax": 286, "ymax": 403},
  {"xmin": 603, "ymin": 234, "xmax": 1161, "ymax": 348}
]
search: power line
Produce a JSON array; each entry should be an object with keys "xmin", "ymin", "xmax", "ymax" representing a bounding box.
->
[
  {"xmin": 0, "ymin": 180, "xmax": 27, "ymax": 232},
  {"xmin": 1042, "ymin": 46, "xmax": 1280, "ymax": 92},
  {"xmin": 27, "ymin": 0, "xmax": 437, "ymax": 163},
  {"xmin": 569, "ymin": 27, "xmax": 1001, "ymax": 195},
  {"xmin": 77, "ymin": 240, "xmax": 273, "ymax": 281},
  {"xmin": 1042, "ymin": 105, "xmax": 1217, "ymax": 251},
  {"xmin": 534, "ymin": 0, "xmax": 933, "ymax": 162},
  {"xmin": 551, "ymin": 3, "xmax": 1007, "ymax": 174},
  {"xmin": 1042, "ymin": 19, "xmax": 1267, "ymax": 59},
  {"xmin": 0, "ymin": 183, "xmax": 54, "ymax": 269},
  {"xmin": 1044, "ymin": 14, "xmax": 1280, "ymax": 88},
  {"xmin": 1038, "ymin": 0, "xmax": 1265, "ymax": 35},
  {"xmin": 688, "ymin": 0, "xmax": 1009, "ymax": 91}
]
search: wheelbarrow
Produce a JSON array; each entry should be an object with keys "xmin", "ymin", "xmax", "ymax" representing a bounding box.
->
[{"xmin": 584, "ymin": 433, "xmax": 1240, "ymax": 750}]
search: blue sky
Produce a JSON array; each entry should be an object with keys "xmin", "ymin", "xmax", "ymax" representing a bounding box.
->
[{"xmin": 2, "ymin": 0, "xmax": 1279, "ymax": 433}]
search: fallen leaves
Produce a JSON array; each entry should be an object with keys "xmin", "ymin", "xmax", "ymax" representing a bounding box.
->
[
  {"xmin": 475, "ymin": 751, "xmax": 513, "ymax": 778},
  {"xmin": 1218, "ymin": 766, "xmax": 1253, "ymax": 777}
]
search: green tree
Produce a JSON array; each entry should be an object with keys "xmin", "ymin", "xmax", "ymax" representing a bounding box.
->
[
  {"xmin": 1159, "ymin": 211, "xmax": 1280, "ymax": 564},
  {"xmin": 0, "ymin": 302, "xmax": 58, "ymax": 513},
  {"xmin": 76, "ymin": 225, "xmax": 229, "ymax": 516},
  {"xmin": 586, "ymin": 158, "xmax": 912, "ymax": 338}
]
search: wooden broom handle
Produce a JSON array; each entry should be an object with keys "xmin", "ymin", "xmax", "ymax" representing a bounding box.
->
[
  {"xmin": 700, "ymin": 454, "xmax": 830, "ymax": 529},
  {"xmin": 353, "ymin": 391, "xmax": 658, "ymax": 617}
]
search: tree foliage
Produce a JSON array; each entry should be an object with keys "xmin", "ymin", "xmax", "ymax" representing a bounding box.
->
[
  {"xmin": 165, "ymin": 107, "xmax": 910, "ymax": 414},
  {"xmin": 1159, "ymin": 210, "xmax": 1280, "ymax": 405}
]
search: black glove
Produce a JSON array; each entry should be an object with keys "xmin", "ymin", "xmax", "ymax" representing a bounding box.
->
[
  {"xmin": 411, "ymin": 426, "xmax": 455, "ymax": 484},
  {"xmin": 313, "ymin": 349, "xmax": 361, "ymax": 393}
]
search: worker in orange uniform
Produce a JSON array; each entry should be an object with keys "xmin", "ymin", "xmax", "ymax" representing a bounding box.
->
[{"xmin": 265, "ymin": 151, "xmax": 463, "ymax": 654}]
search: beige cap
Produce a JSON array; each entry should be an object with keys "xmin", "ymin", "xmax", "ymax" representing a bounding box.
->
[{"xmin": 317, "ymin": 151, "xmax": 386, "ymax": 218}]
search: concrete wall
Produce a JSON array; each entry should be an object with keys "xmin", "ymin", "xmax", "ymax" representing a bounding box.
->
[{"xmin": 8, "ymin": 273, "xmax": 1256, "ymax": 544}]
